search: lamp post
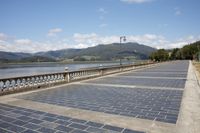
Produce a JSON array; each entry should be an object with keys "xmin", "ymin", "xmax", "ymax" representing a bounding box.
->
[
  {"xmin": 198, "ymin": 45, "xmax": 200, "ymax": 61},
  {"xmin": 120, "ymin": 36, "xmax": 126, "ymax": 65}
]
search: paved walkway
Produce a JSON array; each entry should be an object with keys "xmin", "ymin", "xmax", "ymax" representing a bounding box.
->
[{"xmin": 0, "ymin": 60, "xmax": 200, "ymax": 133}]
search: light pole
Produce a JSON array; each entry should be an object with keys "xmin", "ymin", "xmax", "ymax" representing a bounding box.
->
[
  {"xmin": 198, "ymin": 45, "xmax": 200, "ymax": 61},
  {"xmin": 120, "ymin": 36, "xmax": 126, "ymax": 65}
]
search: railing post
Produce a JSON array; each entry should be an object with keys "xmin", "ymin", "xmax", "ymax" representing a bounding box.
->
[
  {"xmin": 64, "ymin": 72, "xmax": 70, "ymax": 83},
  {"xmin": 64, "ymin": 67, "xmax": 70, "ymax": 83},
  {"xmin": 101, "ymin": 69, "xmax": 104, "ymax": 76},
  {"xmin": 68, "ymin": 73, "xmax": 70, "ymax": 82},
  {"xmin": 120, "ymin": 66, "xmax": 123, "ymax": 72},
  {"xmin": 99, "ymin": 69, "xmax": 103, "ymax": 76}
]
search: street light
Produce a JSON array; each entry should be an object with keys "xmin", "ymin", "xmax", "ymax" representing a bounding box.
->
[
  {"xmin": 198, "ymin": 45, "xmax": 200, "ymax": 61},
  {"xmin": 120, "ymin": 36, "xmax": 126, "ymax": 65}
]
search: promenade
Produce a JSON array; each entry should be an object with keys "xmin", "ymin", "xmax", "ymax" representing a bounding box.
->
[{"xmin": 0, "ymin": 60, "xmax": 200, "ymax": 133}]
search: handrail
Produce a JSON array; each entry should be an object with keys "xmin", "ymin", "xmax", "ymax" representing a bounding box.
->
[{"xmin": 0, "ymin": 61, "xmax": 156, "ymax": 95}]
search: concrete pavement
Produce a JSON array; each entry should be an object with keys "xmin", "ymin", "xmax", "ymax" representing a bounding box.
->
[{"xmin": 0, "ymin": 60, "xmax": 200, "ymax": 133}]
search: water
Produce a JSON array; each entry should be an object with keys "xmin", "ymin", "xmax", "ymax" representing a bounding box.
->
[{"xmin": 0, "ymin": 62, "xmax": 129, "ymax": 79}]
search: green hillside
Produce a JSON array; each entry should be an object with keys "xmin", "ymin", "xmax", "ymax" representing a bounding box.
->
[
  {"xmin": 36, "ymin": 42, "xmax": 156, "ymax": 61},
  {"xmin": 0, "ymin": 42, "xmax": 156, "ymax": 63}
]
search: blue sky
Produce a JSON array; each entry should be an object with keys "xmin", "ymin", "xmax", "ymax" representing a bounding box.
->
[{"xmin": 0, "ymin": 0, "xmax": 200, "ymax": 52}]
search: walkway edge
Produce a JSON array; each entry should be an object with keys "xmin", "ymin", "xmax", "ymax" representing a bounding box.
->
[{"xmin": 176, "ymin": 61, "xmax": 200, "ymax": 133}]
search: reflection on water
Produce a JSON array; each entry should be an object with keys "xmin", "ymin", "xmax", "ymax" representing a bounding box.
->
[{"xmin": 0, "ymin": 62, "xmax": 129, "ymax": 79}]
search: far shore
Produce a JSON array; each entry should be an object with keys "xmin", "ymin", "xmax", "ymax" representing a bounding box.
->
[{"xmin": 0, "ymin": 60, "xmax": 146, "ymax": 69}]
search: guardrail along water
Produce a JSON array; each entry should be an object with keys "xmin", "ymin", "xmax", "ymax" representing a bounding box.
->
[{"xmin": 0, "ymin": 62, "xmax": 155, "ymax": 95}]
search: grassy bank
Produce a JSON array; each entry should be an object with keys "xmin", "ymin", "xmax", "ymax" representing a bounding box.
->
[{"xmin": 193, "ymin": 61, "xmax": 200, "ymax": 76}]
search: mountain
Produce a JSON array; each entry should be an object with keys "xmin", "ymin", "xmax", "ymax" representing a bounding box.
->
[
  {"xmin": 0, "ymin": 42, "xmax": 156, "ymax": 62},
  {"xmin": 76, "ymin": 42, "xmax": 156, "ymax": 60},
  {"xmin": 18, "ymin": 56, "xmax": 57, "ymax": 62},
  {"xmin": 35, "ymin": 49, "xmax": 81, "ymax": 59},
  {"xmin": 0, "ymin": 51, "xmax": 32, "ymax": 60},
  {"xmin": 0, "ymin": 51, "xmax": 32, "ymax": 62},
  {"xmin": 0, "ymin": 51, "xmax": 55, "ymax": 63},
  {"xmin": 35, "ymin": 42, "xmax": 156, "ymax": 61}
]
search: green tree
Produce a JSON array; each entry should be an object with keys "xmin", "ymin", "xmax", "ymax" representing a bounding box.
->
[
  {"xmin": 150, "ymin": 41, "xmax": 200, "ymax": 61},
  {"xmin": 90, "ymin": 57, "xmax": 96, "ymax": 61},
  {"xmin": 170, "ymin": 48, "xmax": 180, "ymax": 60},
  {"xmin": 150, "ymin": 49, "xmax": 169, "ymax": 61},
  {"xmin": 74, "ymin": 56, "xmax": 87, "ymax": 61},
  {"xmin": 181, "ymin": 44, "xmax": 198, "ymax": 60}
]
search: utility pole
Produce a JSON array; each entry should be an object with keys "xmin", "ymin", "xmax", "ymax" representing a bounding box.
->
[{"xmin": 120, "ymin": 36, "xmax": 126, "ymax": 65}]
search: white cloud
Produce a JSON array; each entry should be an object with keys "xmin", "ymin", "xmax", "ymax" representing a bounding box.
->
[
  {"xmin": 97, "ymin": 8, "xmax": 108, "ymax": 27},
  {"xmin": 174, "ymin": 7, "xmax": 181, "ymax": 16},
  {"xmin": 74, "ymin": 43, "xmax": 91, "ymax": 49},
  {"xmin": 99, "ymin": 23, "xmax": 108, "ymax": 28},
  {"xmin": 11, "ymin": 39, "xmax": 36, "ymax": 53},
  {"xmin": 73, "ymin": 33, "xmax": 120, "ymax": 46},
  {"xmin": 99, "ymin": 16, "xmax": 105, "ymax": 20},
  {"xmin": 128, "ymin": 34, "xmax": 166, "ymax": 48},
  {"xmin": 0, "ymin": 40, "xmax": 34, "ymax": 53},
  {"xmin": 47, "ymin": 28, "xmax": 63, "ymax": 37},
  {"xmin": 73, "ymin": 33, "xmax": 98, "ymax": 43},
  {"xmin": 73, "ymin": 33, "xmax": 200, "ymax": 50},
  {"xmin": 175, "ymin": 10, "xmax": 181, "ymax": 16},
  {"xmin": 0, "ymin": 33, "xmax": 200, "ymax": 53},
  {"xmin": 0, "ymin": 33, "xmax": 8, "ymax": 41},
  {"xmin": 98, "ymin": 8, "xmax": 107, "ymax": 21},
  {"xmin": 97, "ymin": 8, "xmax": 108, "ymax": 29},
  {"xmin": 15, "ymin": 39, "xmax": 32, "ymax": 45},
  {"xmin": 121, "ymin": 0, "xmax": 153, "ymax": 4},
  {"xmin": 73, "ymin": 33, "xmax": 164, "ymax": 48},
  {"xmin": 156, "ymin": 35, "xmax": 200, "ymax": 49},
  {"xmin": 98, "ymin": 8, "xmax": 107, "ymax": 14},
  {"xmin": 0, "ymin": 38, "xmax": 70, "ymax": 53}
]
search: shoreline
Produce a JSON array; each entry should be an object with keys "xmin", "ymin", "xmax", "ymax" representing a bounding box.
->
[{"xmin": 0, "ymin": 60, "xmax": 145, "ymax": 68}]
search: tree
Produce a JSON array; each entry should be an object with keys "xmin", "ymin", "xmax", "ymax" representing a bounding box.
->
[
  {"xmin": 170, "ymin": 48, "xmax": 180, "ymax": 60},
  {"xmin": 150, "ymin": 49, "xmax": 169, "ymax": 61},
  {"xmin": 181, "ymin": 44, "xmax": 198, "ymax": 60},
  {"xmin": 150, "ymin": 41, "xmax": 200, "ymax": 61},
  {"xmin": 90, "ymin": 57, "xmax": 96, "ymax": 61},
  {"xmin": 74, "ymin": 56, "xmax": 86, "ymax": 61}
]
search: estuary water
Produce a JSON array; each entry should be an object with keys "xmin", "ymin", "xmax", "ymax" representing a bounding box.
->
[{"xmin": 0, "ymin": 62, "xmax": 126, "ymax": 79}]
